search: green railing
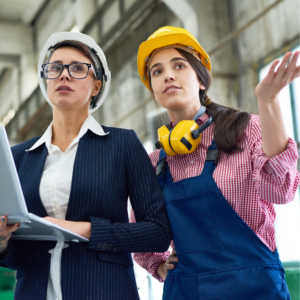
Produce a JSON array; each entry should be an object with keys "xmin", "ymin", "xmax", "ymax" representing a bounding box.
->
[
  {"xmin": 0, "ymin": 267, "xmax": 15, "ymax": 300},
  {"xmin": 0, "ymin": 263, "xmax": 299, "ymax": 299},
  {"xmin": 283, "ymin": 261, "xmax": 300, "ymax": 300}
]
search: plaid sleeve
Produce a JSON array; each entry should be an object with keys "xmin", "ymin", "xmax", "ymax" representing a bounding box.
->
[
  {"xmin": 130, "ymin": 208, "xmax": 170, "ymax": 282},
  {"xmin": 250, "ymin": 115, "xmax": 300, "ymax": 204}
]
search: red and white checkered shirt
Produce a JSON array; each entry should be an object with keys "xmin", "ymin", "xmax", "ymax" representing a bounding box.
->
[{"xmin": 130, "ymin": 113, "xmax": 300, "ymax": 282}]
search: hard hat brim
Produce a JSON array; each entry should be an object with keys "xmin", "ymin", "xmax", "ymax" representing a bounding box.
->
[{"xmin": 137, "ymin": 33, "xmax": 211, "ymax": 90}]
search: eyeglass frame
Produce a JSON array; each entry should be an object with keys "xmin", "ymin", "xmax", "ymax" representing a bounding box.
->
[{"xmin": 41, "ymin": 62, "xmax": 98, "ymax": 79}]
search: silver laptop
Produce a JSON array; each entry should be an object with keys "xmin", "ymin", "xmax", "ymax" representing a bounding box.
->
[{"xmin": 0, "ymin": 124, "xmax": 88, "ymax": 242}]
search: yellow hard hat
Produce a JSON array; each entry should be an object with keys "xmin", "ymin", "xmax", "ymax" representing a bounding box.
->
[{"xmin": 137, "ymin": 26, "xmax": 211, "ymax": 90}]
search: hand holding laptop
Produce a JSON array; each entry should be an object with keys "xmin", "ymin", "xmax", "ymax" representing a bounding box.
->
[
  {"xmin": 0, "ymin": 124, "xmax": 88, "ymax": 242},
  {"xmin": 0, "ymin": 215, "xmax": 20, "ymax": 256},
  {"xmin": 44, "ymin": 217, "xmax": 91, "ymax": 240}
]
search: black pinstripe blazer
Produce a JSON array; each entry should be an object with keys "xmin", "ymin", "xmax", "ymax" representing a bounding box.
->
[{"xmin": 0, "ymin": 127, "xmax": 171, "ymax": 300}]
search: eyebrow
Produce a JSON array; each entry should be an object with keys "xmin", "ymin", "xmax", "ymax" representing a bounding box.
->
[
  {"xmin": 150, "ymin": 57, "xmax": 187, "ymax": 71},
  {"xmin": 50, "ymin": 60, "xmax": 84, "ymax": 64}
]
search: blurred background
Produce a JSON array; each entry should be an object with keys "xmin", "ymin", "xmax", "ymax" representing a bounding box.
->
[{"xmin": 0, "ymin": 0, "xmax": 299, "ymax": 299}]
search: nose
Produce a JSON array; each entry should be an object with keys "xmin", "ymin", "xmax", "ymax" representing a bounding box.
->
[
  {"xmin": 164, "ymin": 69, "xmax": 175, "ymax": 83},
  {"xmin": 59, "ymin": 66, "xmax": 71, "ymax": 81}
]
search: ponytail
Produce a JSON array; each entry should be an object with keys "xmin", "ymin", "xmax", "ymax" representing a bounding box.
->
[{"xmin": 177, "ymin": 49, "xmax": 251, "ymax": 160}]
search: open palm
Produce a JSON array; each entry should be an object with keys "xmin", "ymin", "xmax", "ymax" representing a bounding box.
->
[{"xmin": 255, "ymin": 51, "xmax": 300, "ymax": 103}]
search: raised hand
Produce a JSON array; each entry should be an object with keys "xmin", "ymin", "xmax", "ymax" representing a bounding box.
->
[{"xmin": 255, "ymin": 51, "xmax": 300, "ymax": 103}]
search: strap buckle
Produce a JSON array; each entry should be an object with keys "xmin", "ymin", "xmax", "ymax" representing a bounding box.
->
[
  {"xmin": 206, "ymin": 148, "xmax": 218, "ymax": 164},
  {"xmin": 156, "ymin": 158, "xmax": 166, "ymax": 176}
]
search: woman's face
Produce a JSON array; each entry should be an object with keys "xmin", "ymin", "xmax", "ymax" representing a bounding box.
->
[
  {"xmin": 47, "ymin": 46, "xmax": 101, "ymax": 111},
  {"xmin": 149, "ymin": 48, "xmax": 205, "ymax": 111}
]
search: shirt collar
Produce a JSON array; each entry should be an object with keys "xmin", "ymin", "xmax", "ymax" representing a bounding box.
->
[
  {"xmin": 26, "ymin": 114, "xmax": 109, "ymax": 153},
  {"xmin": 170, "ymin": 113, "xmax": 210, "ymax": 128}
]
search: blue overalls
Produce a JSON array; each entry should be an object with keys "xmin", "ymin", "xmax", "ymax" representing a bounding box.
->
[{"xmin": 157, "ymin": 141, "xmax": 290, "ymax": 300}]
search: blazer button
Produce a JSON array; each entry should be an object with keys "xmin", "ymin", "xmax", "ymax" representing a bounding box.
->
[
  {"xmin": 107, "ymin": 244, "xmax": 112, "ymax": 249},
  {"xmin": 97, "ymin": 242, "xmax": 102, "ymax": 249},
  {"xmin": 102, "ymin": 243, "xmax": 108, "ymax": 249}
]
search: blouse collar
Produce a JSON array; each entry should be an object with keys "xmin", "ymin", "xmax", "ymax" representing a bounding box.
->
[{"xmin": 26, "ymin": 114, "xmax": 108, "ymax": 153}]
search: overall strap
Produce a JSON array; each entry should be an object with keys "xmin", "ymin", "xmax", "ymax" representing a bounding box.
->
[
  {"xmin": 156, "ymin": 149, "xmax": 172, "ymax": 186},
  {"xmin": 157, "ymin": 140, "xmax": 218, "ymax": 186},
  {"xmin": 202, "ymin": 139, "xmax": 218, "ymax": 175}
]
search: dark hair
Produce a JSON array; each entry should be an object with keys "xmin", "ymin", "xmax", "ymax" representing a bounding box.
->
[
  {"xmin": 149, "ymin": 48, "xmax": 251, "ymax": 160},
  {"xmin": 51, "ymin": 41, "xmax": 96, "ymax": 70}
]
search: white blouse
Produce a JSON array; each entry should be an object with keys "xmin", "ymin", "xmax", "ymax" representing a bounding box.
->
[{"xmin": 26, "ymin": 115, "xmax": 108, "ymax": 300}]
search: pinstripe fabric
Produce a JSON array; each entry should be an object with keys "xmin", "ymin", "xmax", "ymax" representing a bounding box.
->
[{"xmin": 0, "ymin": 127, "xmax": 171, "ymax": 300}]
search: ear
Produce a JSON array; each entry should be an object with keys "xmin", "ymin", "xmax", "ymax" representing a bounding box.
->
[
  {"xmin": 91, "ymin": 80, "xmax": 102, "ymax": 96},
  {"xmin": 199, "ymin": 83, "xmax": 206, "ymax": 90}
]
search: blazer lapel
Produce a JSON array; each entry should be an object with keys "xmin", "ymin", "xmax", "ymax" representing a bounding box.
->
[
  {"xmin": 65, "ymin": 131, "xmax": 107, "ymax": 221},
  {"xmin": 65, "ymin": 133, "xmax": 90, "ymax": 221},
  {"xmin": 20, "ymin": 144, "xmax": 49, "ymax": 217}
]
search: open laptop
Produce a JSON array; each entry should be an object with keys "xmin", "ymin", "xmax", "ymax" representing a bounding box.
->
[{"xmin": 0, "ymin": 124, "xmax": 88, "ymax": 242}]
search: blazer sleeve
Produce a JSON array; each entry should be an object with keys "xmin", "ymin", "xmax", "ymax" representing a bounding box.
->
[
  {"xmin": 0, "ymin": 240, "xmax": 22, "ymax": 271},
  {"xmin": 89, "ymin": 130, "xmax": 172, "ymax": 253}
]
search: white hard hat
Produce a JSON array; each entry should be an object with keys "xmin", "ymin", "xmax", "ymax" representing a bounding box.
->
[{"xmin": 38, "ymin": 32, "xmax": 111, "ymax": 113}]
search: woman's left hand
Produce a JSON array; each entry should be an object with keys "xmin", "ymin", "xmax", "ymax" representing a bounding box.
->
[
  {"xmin": 44, "ymin": 217, "xmax": 91, "ymax": 239},
  {"xmin": 255, "ymin": 51, "xmax": 300, "ymax": 103}
]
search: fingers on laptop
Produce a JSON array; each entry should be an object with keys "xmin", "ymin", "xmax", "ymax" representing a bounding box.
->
[{"xmin": 0, "ymin": 216, "xmax": 20, "ymax": 232}]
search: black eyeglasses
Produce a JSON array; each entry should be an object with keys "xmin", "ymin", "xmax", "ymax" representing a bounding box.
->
[{"xmin": 41, "ymin": 63, "xmax": 97, "ymax": 79}]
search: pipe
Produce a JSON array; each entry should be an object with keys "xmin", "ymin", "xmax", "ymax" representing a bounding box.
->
[
  {"xmin": 162, "ymin": 0, "xmax": 198, "ymax": 38},
  {"xmin": 208, "ymin": 0, "xmax": 284, "ymax": 56}
]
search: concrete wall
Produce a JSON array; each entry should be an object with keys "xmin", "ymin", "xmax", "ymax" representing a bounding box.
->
[
  {"xmin": 232, "ymin": 0, "xmax": 300, "ymax": 113},
  {"xmin": 0, "ymin": 0, "xmax": 299, "ymax": 143},
  {"xmin": 93, "ymin": 3, "xmax": 181, "ymax": 141},
  {"xmin": 92, "ymin": 0, "xmax": 239, "ymax": 141}
]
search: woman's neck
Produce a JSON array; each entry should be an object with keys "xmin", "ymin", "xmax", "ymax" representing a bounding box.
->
[
  {"xmin": 168, "ymin": 103, "xmax": 201, "ymax": 124},
  {"xmin": 51, "ymin": 108, "xmax": 89, "ymax": 152}
]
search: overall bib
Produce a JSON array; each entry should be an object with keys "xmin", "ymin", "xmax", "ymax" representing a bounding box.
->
[{"xmin": 157, "ymin": 141, "xmax": 290, "ymax": 300}]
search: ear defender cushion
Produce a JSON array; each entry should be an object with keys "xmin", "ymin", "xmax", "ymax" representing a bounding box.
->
[{"xmin": 157, "ymin": 125, "xmax": 177, "ymax": 156}]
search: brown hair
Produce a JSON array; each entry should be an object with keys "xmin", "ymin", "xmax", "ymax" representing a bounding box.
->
[
  {"xmin": 149, "ymin": 48, "xmax": 251, "ymax": 160},
  {"xmin": 50, "ymin": 41, "xmax": 96, "ymax": 70}
]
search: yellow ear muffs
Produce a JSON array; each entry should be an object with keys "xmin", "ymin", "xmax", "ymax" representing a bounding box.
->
[
  {"xmin": 170, "ymin": 120, "xmax": 201, "ymax": 155},
  {"xmin": 156, "ymin": 120, "xmax": 200, "ymax": 156},
  {"xmin": 156, "ymin": 117, "xmax": 213, "ymax": 156},
  {"xmin": 156, "ymin": 124, "xmax": 177, "ymax": 156}
]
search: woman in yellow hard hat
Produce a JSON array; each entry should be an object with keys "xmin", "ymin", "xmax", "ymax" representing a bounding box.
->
[{"xmin": 130, "ymin": 26, "xmax": 300, "ymax": 299}]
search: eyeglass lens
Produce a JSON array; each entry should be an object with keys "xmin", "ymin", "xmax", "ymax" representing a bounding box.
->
[{"xmin": 44, "ymin": 63, "xmax": 89, "ymax": 79}]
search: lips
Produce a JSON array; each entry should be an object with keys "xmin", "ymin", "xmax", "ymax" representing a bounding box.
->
[
  {"xmin": 163, "ymin": 85, "xmax": 181, "ymax": 93},
  {"xmin": 56, "ymin": 85, "xmax": 73, "ymax": 92}
]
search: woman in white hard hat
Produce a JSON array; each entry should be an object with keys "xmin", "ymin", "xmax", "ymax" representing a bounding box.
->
[
  {"xmin": 130, "ymin": 26, "xmax": 300, "ymax": 299},
  {"xmin": 0, "ymin": 32, "xmax": 171, "ymax": 300}
]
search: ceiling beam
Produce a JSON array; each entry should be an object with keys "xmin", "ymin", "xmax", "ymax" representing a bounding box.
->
[
  {"xmin": 0, "ymin": 54, "xmax": 20, "ymax": 68},
  {"xmin": 0, "ymin": 21, "xmax": 33, "ymax": 55}
]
